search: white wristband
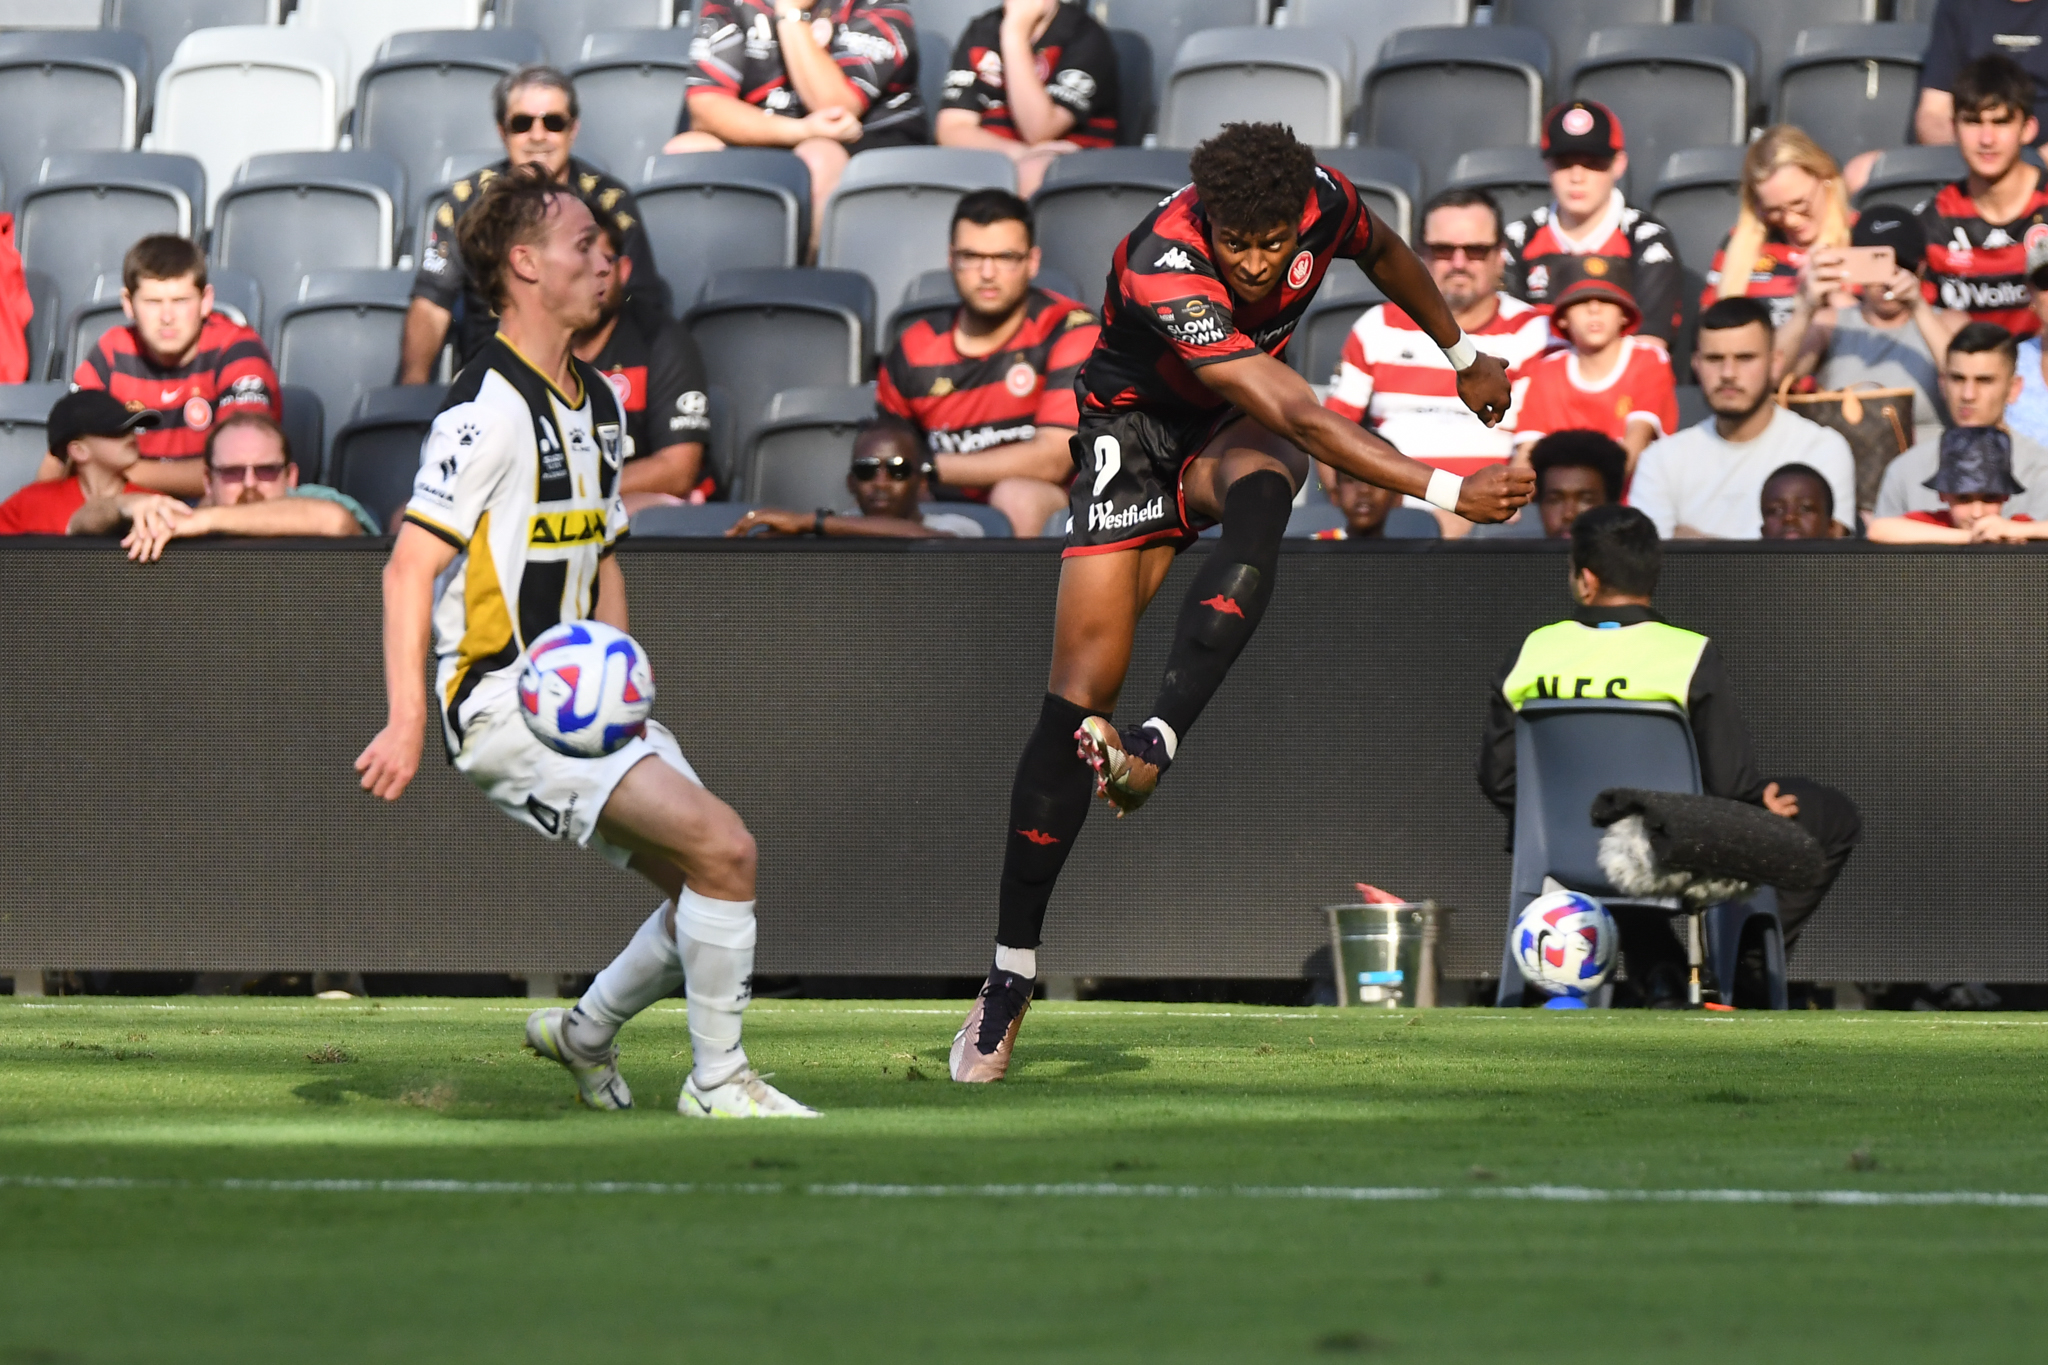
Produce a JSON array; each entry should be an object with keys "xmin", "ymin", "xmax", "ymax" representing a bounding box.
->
[
  {"xmin": 1442, "ymin": 331, "xmax": 1479, "ymax": 371},
  {"xmin": 1424, "ymin": 467, "xmax": 1464, "ymax": 513}
]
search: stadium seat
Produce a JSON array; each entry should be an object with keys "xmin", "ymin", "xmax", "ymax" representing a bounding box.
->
[
  {"xmin": 1572, "ymin": 25, "xmax": 1756, "ymax": 202},
  {"xmin": 1359, "ymin": 26, "xmax": 1549, "ymax": 197},
  {"xmin": 149, "ymin": 26, "xmax": 349, "ymax": 218},
  {"xmin": 883, "ymin": 263, "xmax": 1086, "ymax": 353},
  {"xmin": 290, "ymin": 0, "xmax": 488, "ymax": 96},
  {"xmin": 108, "ymin": 0, "xmax": 281, "ymax": 76},
  {"xmin": 686, "ymin": 268, "xmax": 873, "ymax": 489},
  {"xmin": 570, "ymin": 32, "xmax": 695, "ymax": 186},
  {"xmin": 21, "ymin": 269, "xmax": 57, "ymax": 382},
  {"xmin": 498, "ymin": 0, "xmax": 671, "ymax": 66},
  {"xmin": 353, "ymin": 54, "xmax": 516, "ymax": 234},
  {"xmin": 1445, "ymin": 146, "xmax": 1553, "ymax": 229},
  {"xmin": 1650, "ymin": 146, "xmax": 1746, "ymax": 276},
  {"xmin": 1493, "ymin": 698, "xmax": 1788, "ymax": 1009},
  {"xmin": 1493, "ymin": 0, "xmax": 1673, "ymax": 90},
  {"xmin": 914, "ymin": 21, "xmax": 953, "ymax": 140},
  {"xmin": 1284, "ymin": 0, "xmax": 1470, "ymax": 75},
  {"xmin": 0, "ymin": 0, "xmax": 102, "ymax": 27},
  {"xmin": 741, "ymin": 383, "xmax": 875, "ymax": 509},
  {"xmin": 376, "ymin": 29, "xmax": 544, "ymax": 68},
  {"xmin": 638, "ymin": 151, "xmax": 809, "ymax": 315},
  {"xmin": 1855, "ymin": 144, "xmax": 1964, "ymax": 213},
  {"xmin": 1893, "ymin": 0, "xmax": 1937, "ymax": 16},
  {"xmin": 0, "ymin": 31, "xmax": 148, "ymax": 205},
  {"xmin": 1775, "ymin": 24, "xmax": 1930, "ymax": 171},
  {"xmin": 19, "ymin": 152, "xmax": 206, "ymax": 329},
  {"xmin": 1284, "ymin": 502, "xmax": 1345, "ymax": 538},
  {"xmin": 279, "ymin": 383, "xmax": 325, "ymax": 483},
  {"xmin": 1087, "ymin": 0, "xmax": 1263, "ymax": 108},
  {"xmin": 328, "ymin": 384, "xmax": 446, "ymax": 532},
  {"xmin": 1107, "ymin": 29, "xmax": 1154, "ymax": 146},
  {"xmin": 1316, "ymin": 147, "xmax": 1423, "ymax": 242},
  {"xmin": 0, "ymin": 381, "xmax": 66, "ymax": 497},
  {"xmin": 819, "ymin": 147, "xmax": 1017, "ymax": 351},
  {"xmin": 1691, "ymin": 0, "xmax": 1878, "ymax": 108},
  {"xmin": 213, "ymin": 151, "xmax": 405, "ymax": 317},
  {"xmin": 1157, "ymin": 27, "xmax": 1355, "ymax": 151},
  {"xmin": 632, "ymin": 502, "xmax": 751, "ymax": 537},
  {"xmin": 1290, "ymin": 268, "xmax": 1384, "ymax": 386},
  {"xmin": 1384, "ymin": 507, "xmax": 1443, "ymax": 539},
  {"xmin": 1030, "ymin": 148, "xmax": 1190, "ymax": 298},
  {"xmin": 271, "ymin": 270, "xmax": 413, "ymax": 465}
]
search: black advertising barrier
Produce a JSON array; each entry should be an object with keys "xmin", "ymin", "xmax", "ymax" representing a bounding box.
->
[{"xmin": 1, "ymin": 537, "xmax": 2041, "ymax": 983}]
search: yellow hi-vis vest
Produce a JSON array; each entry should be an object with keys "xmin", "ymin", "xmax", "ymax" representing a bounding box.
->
[{"xmin": 1501, "ymin": 619, "xmax": 1710, "ymax": 711}]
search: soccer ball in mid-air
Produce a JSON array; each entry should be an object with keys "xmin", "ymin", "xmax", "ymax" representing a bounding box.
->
[
  {"xmin": 518, "ymin": 620, "xmax": 656, "ymax": 757},
  {"xmin": 1513, "ymin": 891, "xmax": 1618, "ymax": 998}
]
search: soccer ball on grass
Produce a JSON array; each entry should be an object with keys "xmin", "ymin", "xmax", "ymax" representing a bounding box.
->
[
  {"xmin": 518, "ymin": 620, "xmax": 656, "ymax": 757},
  {"xmin": 1512, "ymin": 890, "xmax": 1617, "ymax": 999}
]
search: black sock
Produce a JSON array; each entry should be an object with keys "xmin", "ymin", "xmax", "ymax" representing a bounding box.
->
[
  {"xmin": 1148, "ymin": 469, "xmax": 1292, "ymax": 743},
  {"xmin": 996, "ymin": 692, "xmax": 1104, "ymax": 951}
]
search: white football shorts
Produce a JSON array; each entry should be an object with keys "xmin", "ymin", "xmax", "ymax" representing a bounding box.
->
[{"xmin": 451, "ymin": 691, "xmax": 699, "ymax": 870}]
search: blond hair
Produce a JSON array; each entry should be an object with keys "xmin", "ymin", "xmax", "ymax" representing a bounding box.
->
[{"xmin": 1715, "ymin": 127, "xmax": 1853, "ymax": 300}]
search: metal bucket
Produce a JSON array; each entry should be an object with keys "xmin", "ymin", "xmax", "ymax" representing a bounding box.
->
[{"xmin": 1324, "ymin": 902, "xmax": 1445, "ymax": 1008}]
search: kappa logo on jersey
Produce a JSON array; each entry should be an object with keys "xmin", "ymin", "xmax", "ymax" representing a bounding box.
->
[
  {"xmin": 1155, "ymin": 247, "xmax": 1195, "ymax": 272},
  {"xmin": 1951, "ymin": 227, "xmax": 1974, "ymax": 256},
  {"xmin": 529, "ymin": 509, "xmax": 609, "ymax": 546},
  {"xmin": 1941, "ymin": 277, "xmax": 2029, "ymax": 311},
  {"xmin": 1287, "ymin": 250, "xmax": 1314, "ymax": 290},
  {"xmin": 1088, "ymin": 494, "xmax": 1165, "ymax": 531}
]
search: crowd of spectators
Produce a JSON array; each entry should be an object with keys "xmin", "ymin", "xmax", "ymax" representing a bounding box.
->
[{"xmin": 14, "ymin": 6, "xmax": 2048, "ymax": 554}]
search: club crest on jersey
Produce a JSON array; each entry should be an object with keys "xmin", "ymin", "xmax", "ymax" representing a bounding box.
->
[
  {"xmin": 182, "ymin": 395, "xmax": 212, "ymax": 430},
  {"xmin": 605, "ymin": 371, "xmax": 632, "ymax": 408},
  {"xmin": 1287, "ymin": 250, "xmax": 1314, "ymax": 290},
  {"xmin": 2029, "ymin": 223, "xmax": 2048, "ymax": 254},
  {"xmin": 1005, "ymin": 361, "xmax": 1037, "ymax": 397},
  {"xmin": 597, "ymin": 423, "xmax": 623, "ymax": 468}
]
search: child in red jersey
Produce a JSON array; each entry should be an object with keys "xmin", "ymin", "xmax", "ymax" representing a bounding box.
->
[
  {"xmin": 1511, "ymin": 268, "xmax": 1678, "ymax": 476},
  {"xmin": 0, "ymin": 390, "xmax": 185, "ymax": 553}
]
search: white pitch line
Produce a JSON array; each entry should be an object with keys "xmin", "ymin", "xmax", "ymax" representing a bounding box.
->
[{"xmin": 2, "ymin": 1174, "xmax": 2044, "ymax": 1208}]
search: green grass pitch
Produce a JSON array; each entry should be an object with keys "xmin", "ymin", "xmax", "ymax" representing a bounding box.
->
[{"xmin": 2, "ymin": 998, "xmax": 2046, "ymax": 1363}]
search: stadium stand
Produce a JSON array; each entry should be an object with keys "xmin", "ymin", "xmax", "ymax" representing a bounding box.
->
[
  {"xmin": 19, "ymin": 151, "xmax": 204, "ymax": 327},
  {"xmin": 1774, "ymin": 23, "xmax": 1930, "ymax": 172},
  {"xmin": 1106, "ymin": 29, "xmax": 1154, "ymax": 146},
  {"xmin": 1289, "ymin": 269, "xmax": 1385, "ymax": 387},
  {"xmin": 1029, "ymin": 147, "xmax": 1190, "ymax": 297},
  {"xmin": 1854, "ymin": 143, "xmax": 1965, "ymax": 212},
  {"xmin": 212, "ymin": 151, "xmax": 405, "ymax": 319},
  {"xmin": 818, "ymin": 147, "xmax": 1017, "ymax": 351},
  {"xmin": 1088, "ymin": 0, "xmax": 1263, "ymax": 109},
  {"xmin": 1493, "ymin": 0, "xmax": 1674, "ymax": 92},
  {"xmin": 21, "ymin": 270, "xmax": 57, "ymax": 383},
  {"xmin": 742, "ymin": 383, "xmax": 880, "ymax": 511},
  {"xmin": 1572, "ymin": 25, "xmax": 1756, "ymax": 203},
  {"xmin": 638, "ymin": 150, "xmax": 810, "ymax": 315},
  {"xmin": 0, "ymin": 30, "xmax": 147, "ymax": 206},
  {"xmin": 107, "ymin": 0, "xmax": 281, "ymax": 76},
  {"xmin": 377, "ymin": 28, "xmax": 544, "ymax": 68},
  {"xmin": 1445, "ymin": 147, "xmax": 1553, "ymax": 230},
  {"xmin": 149, "ymin": 26, "xmax": 348, "ymax": 217},
  {"xmin": 686, "ymin": 268, "xmax": 873, "ymax": 489},
  {"xmin": 1316, "ymin": 146, "xmax": 1423, "ymax": 243},
  {"xmin": 352, "ymin": 48, "xmax": 519, "ymax": 234},
  {"xmin": 327, "ymin": 383, "xmax": 447, "ymax": 529},
  {"xmin": 1692, "ymin": 0, "xmax": 1879, "ymax": 108},
  {"xmin": 278, "ymin": 384, "xmax": 324, "ymax": 484},
  {"xmin": 269, "ymin": 270, "xmax": 412, "ymax": 466},
  {"xmin": 1157, "ymin": 27, "xmax": 1354, "ymax": 151},
  {"xmin": 1360, "ymin": 25, "xmax": 1549, "ymax": 197},
  {"xmin": 0, "ymin": 382, "xmax": 65, "ymax": 497},
  {"xmin": 496, "ymin": 0, "xmax": 673, "ymax": 67},
  {"xmin": 289, "ymin": 0, "xmax": 487, "ymax": 96},
  {"xmin": 1283, "ymin": 0, "xmax": 1470, "ymax": 76},
  {"xmin": 61, "ymin": 266, "xmax": 261, "ymax": 384},
  {"xmin": 1650, "ymin": 144, "xmax": 1746, "ymax": 375},
  {"xmin": 571, "ymin": 29, "xmax": 696, "ymax": 182}
]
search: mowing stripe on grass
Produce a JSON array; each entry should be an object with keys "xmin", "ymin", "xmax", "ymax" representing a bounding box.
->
[{"xmin": 4, "ymin": 1174, "xmax": 2046, "ymax": 1208}]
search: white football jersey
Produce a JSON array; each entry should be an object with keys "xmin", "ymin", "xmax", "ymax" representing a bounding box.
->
[{"xmin": 403, "ymin": 336, "xmax": 630, "ymax": 747}]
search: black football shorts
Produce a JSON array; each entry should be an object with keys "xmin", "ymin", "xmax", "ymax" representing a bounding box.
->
[{"xmin": 1063, "ymin": 406, "xmax": 1235, "ymax": 557}]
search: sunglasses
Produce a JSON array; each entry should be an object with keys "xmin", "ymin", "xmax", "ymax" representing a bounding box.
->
[
  {"xmin": 852, "ymin": 456, "xmax": 920, "ymax": 482},
  {"xmin": 1423, "ymin": 242, "xmax": 1500, "ymax": 262},
  {"xmin": 210, "ymin": 461, "xmax": 288, "ymax": 485},
  {"xmin": 505, "ymin": 112, "xmax": 571, "ymax": 134}
]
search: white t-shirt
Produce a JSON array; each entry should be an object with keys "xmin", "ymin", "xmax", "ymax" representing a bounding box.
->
[
  {"xmin": 1872, "ymin": 428, "xmax": 2048, "ymax": 520},
  {"xmin": 1627, "ymin": 405, "xmax": 1856, "ymax": 539}
]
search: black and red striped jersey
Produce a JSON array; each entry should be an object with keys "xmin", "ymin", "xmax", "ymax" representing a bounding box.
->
[
  {"xmin": 1077, "ymin": 166, "xmax": 1376, "ymax": 419},
  {"xmin": 876, "ymin": 287, "xmax": 1098, "ymax": 453},
  {"xmin": 941, "ymin": 6, "xmax": 1119, "ymax": 149},
  {"xmin": 1701, "ymin": 230, "xmax": 1807, "ymax": 329},
  {"xmin": 73, "ymin": 312, "xmax": 281, "ymax": 462},
  {"xmin": 685, "ymin": 0, "xmax": 926, "ymax": 139},
  {"xmin": 1917, "ymin": 180, "xmax": 2048, "ymax": 337}
]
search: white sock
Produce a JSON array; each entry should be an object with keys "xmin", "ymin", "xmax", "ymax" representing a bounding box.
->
[
  {"xmin": 994, "ymin": 945, "xmax": 1037, "ymax": 979},
  {"xmin": 676, "ymin": 887, "xmax": 755, "ymax": 1089},
  {"xmin": 1143, "ymin": 717, "xmax": 1179, "ymax": 760},
  {"xmin": 566, "ymin": 901, "xmax": 683, "ymax": 1057}
]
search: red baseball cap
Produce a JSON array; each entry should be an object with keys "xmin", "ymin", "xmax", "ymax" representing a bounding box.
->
[{"xmin": 1542, "ymin": 101, "xmax": 1624, "ymax": 159}]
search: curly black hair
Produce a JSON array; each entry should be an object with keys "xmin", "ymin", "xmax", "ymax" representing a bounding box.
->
[{"xmin": 1189, "ymin": 123, "xmax": 1317, "ymax": 233}]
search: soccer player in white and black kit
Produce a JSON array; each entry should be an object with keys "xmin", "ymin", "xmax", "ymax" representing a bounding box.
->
[{"xmin": 356, "ymin": 165, "xmax": 814, "ymax": 1119}]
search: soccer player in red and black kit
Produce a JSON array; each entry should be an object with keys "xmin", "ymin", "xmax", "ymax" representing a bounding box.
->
[
  {"xmin": 50, "ymin": 235, "xmax": 280, "ymax": 499},
  {"xmin": 950, "ymin": 123, "xmax": 1531, "ymax": 1082},
  {"xmin": 1918, "ymin": 55, "xmax": 2048, "ymax": 339},
  {"xmin": 878, "ymin": 189, "xmax": 1096, "ymax": 536}
]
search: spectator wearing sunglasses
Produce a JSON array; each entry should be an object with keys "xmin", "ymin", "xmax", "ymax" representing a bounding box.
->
[
  {"xmin": 1324, "ymin": 187, "xmax": 1551, "ymax": 535},
  {"xmin": 726, "ymin": 417, "xmax": 986, "ymax": 538},
  {"xmin": 402, "ymin": 65, "xmax": 668, "ymax": 382},
  {"xmin": 120, "ymin": 413, "xmax": 377, "ymax": 561},
  {"xmin": 1501, "ymin": 101, "xmax": 1683, "ymax": 348}
]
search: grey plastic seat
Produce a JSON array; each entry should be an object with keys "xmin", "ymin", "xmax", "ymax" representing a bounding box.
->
[
  {"xmin": 639, "ymin": 151, "xmax": 809, "ymax": 314},
  {"xmin": 1285, "ymin": 0, "xmax": 1470, "ymax": 75},
  {"xmin": 1031, "ymin": 148, "xmax": 1189, "ymax": 295},
  {"xmin": 1494, "ymin": 699, "xmax": 1787, "ymax": 1009},
  {"xmin": 1494, "ymin": 0, "xmax": 1673, "ymax": 90},
  {"xmin": 1572, "ymin": 25, "xmax": 1755, "ymax": 202},
  {"xmin": 579, "ymin": 26, "xmax": 696, "ymax": 65},
  {"xmin": 213, "ymin": 151, "xmax": 404, "ymax": 315},
  {"xmin": 376, "ymin": 29, "xmax": 545, "ymax": 67},
  {"xmin": 1158, "ymin": 27, "xmax": 1355, "ymax": 150},
  {"xmin": 632, "ymin": 502, "xmax": 752, "ymax": 537},
  {"xmin": 271, "ymin": 274, "xmax": 413, "ymax": 465},
  {"xmin": 328, "ymin": 384, "xmax": 448, "ymax": 532},
  {"xmin": 493, "ymin": 0, "xmax": 672, "ymax": 65},
  {"xmin": 1383, "ymin": 507, "xmax": 1440, "ymax": 539},
  {"xmin": 1445, "ymin": 146, "xmax": 1553, "ymax": 230},
  {"xmin": 1360, "ymin": 25, "xmax": 1549, "ymax": 197},
  {"xmin": 279, "ymin": 384, "xmax": 325, "ymax": 483},
  {"xmin": 1086, "ymin": 0, "xmax": 1263, "ymax": 107},
  {"xmin": 108, "ymin": 0, "xmax": 280, "ymax": 75},
  {"xmin": 1105, "ymin": 29, "xmax": 1153, "ymax": 146},
  {"xmin": 1692, "ymin": 0, "xmax": 1877, "ymax": 107},
  {"xmin": 1316, "ymin": 146, "xmax": 1422, "ymax": 242},
  {"xmin": 18, "ymin": 152, "xmax": 206, "ymax": 330},
  {"xmin": 150, "ymin": 26, "xmax": 349, "ymax": 218},
  {"xmin": 742, "ymin": 384, "xmax": 876, "ymax": 510},
  {"xmin": 819, "ymin": 147, "xmax": 1017, "ymax": 351},
  {"xmin": 0, "ymin": 381, "xmax": 66, "ymax": 498},
  {"xmin": 21, "ymin": 269, "xmax": 57, "ymax": 382},
  {"xmin": 1290, "ymin": 268, "xmax": 1383, "ymax": 385},
  {"xmin": 686, "ymin": 268, "xmax": 873, "ymax": 480},
  {"xmin": 1650, "ymin": 146, "xmax": 1746, "ymax": 275},
  {"xmin": 353, "ymin": 57, "xmax": 513, "ymax": 232},
  {"xmin": 1856, "ymin": 144, "xmax": 1964, "ymax": 214},
  {"xmin": 292, "ymin": 0, "xmax": 488, "ymax": 89},
  {"xmin": 571, "ymin": 41, "xmax": 695, "ymax": 192},
  {"xmin": 0, "ymin": 0, "xmax": 106, "ymax": 27},
  {"xmin": 0, "ymin": 31, "xmax": 148, "ymax": 205},
  {"xmin": 1775, "ymin": 24, "xmax": 1930, "ymax": 170}
]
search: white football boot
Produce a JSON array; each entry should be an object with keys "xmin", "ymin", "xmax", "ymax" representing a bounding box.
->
[
  {"xmin": 525, "ymin": 1007, "xmax": 633, "ymax": 1111},
  {"xmin": 678, "ymin": 1069, "xmax": 820, "ymax": 1118}
]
